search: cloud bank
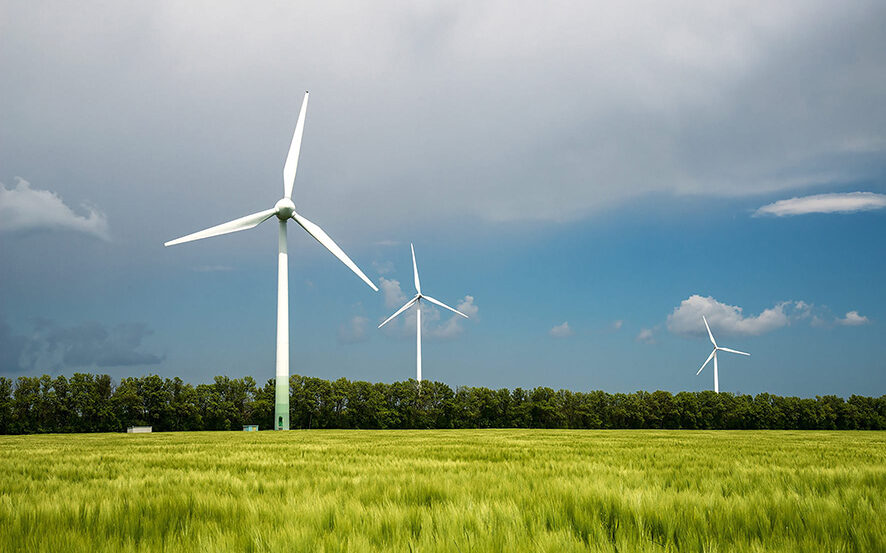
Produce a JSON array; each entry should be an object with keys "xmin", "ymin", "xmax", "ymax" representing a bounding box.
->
[
  {"xmin": 754, "ymin": 192, "xmax": 886, "ymax": 217},
  {"xmin": 666, "ymin": 295, "xmax": 871, "ymax": 337},
  {"xmin": 0, "ymin": 178, "xmax": 109, "ymax": 240},
  {"xmin": 0, "ymin": 319, "xmax": 163, "ymax": 374},
  {"xmin": 2, "ymin": 2, "xmax": 885, "ymax": 235}
]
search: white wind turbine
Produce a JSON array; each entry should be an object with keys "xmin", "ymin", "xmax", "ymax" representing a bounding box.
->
[
  {"xmin": 378, "ymin": 244, "xmax": 468, "ymax": 383},
  {"xmin": 165, "ymin": 92, "xmax": 378, "ymax": 431},
  {"xmin": 696, "ymin": 315, "xmax": 750, "ymax": 393}
]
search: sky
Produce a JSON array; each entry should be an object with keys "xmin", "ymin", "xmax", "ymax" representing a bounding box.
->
[{"xmin": 1, "ymin": 1, "xmax": 885, "ymax": 397}]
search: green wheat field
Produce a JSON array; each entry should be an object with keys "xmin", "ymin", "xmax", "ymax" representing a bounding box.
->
[{"xmin": 1, "ymin": 430, "xmax": 883, "ymax": 552}]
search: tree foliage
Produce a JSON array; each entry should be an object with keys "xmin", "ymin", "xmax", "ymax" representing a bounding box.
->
[{"xmin": 0, "ymin": 373, "xmax": 883, "ymax": 433}]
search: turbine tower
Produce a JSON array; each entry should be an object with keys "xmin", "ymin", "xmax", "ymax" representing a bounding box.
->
[
  {"xmin": 165, "ymin": 92, "xmax": 378, "ymax": 430},
  {"xmin": 378, "ymin": 244, "xmax": 468, "ymax": 383},
  {"xmin": 696, "ymin": 315, "xmax": 750, "ymax": 393}
]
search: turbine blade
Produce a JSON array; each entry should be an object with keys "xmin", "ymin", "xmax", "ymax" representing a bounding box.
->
[
  {"xmin": 703, "ymin": 315, "xmax": 717, "ymax": 347},
  {"xmin": 291, "ymin": 211, "xmax": 378, "ymax": 291},
  {"xmin": 411, "ymin": 243, "xmax": 421, "ymax": 295},
  {"xmin": 283, "ymin": 92, "xmax": 309, "ymax": 199},
  {"xmin": 696, "ymin": 349, "xmax": 715, "ymax": 375},
  {"xmin": 164, "ymin": 208, "xmax": 277, "ymax": 246},
  {"xmin": 378, "ymin": 297, "xmax": 418, "ymax": 328},
  {"xmin": 718, "ymin": 347, "xmax": 750, "ymax": 356},
  {"xmin": 423, "ymin": 295, "xmax": 469, "ymax": 319}
]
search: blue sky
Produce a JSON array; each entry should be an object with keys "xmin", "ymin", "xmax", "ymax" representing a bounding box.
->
[{"xmin": 1, "ymin": 1, "xmax": 885, "ymax": 397}]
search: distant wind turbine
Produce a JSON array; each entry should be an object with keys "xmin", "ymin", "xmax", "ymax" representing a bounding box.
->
[
  {"xmin": 165, "ymin": 92, "xmax": 378, "ymax": 430},
  {"xmin": 378, "ymin": 244, "xmax": 468, "ymax": 383},
  {"xmin": 696, "ymin": 315, "xmax": 750, "ymax": 393}
]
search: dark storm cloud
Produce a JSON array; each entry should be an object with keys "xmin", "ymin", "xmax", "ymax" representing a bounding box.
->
[
  {"xmin": 1, "ymin": 0, "xmax": 884, "ymax": 249},
  {"xmin": 0, "ymin": 322, "xmax": 30, "ymax": 374},
  {"xmin": 0, "ymin": 319, "xmax": 163, "ymax": 374},
  {"xmin": 45, "ymin": 321, "xmax": 163, "ymax": 367}
]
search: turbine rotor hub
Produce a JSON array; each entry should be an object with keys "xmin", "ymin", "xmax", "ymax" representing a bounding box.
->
[{"xmin": 275, "ymin": 198, "xmax": 296, "ymax": 220}]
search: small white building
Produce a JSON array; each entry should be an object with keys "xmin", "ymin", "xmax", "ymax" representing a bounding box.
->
[
  {"xmin": 243, "ymin": 424, "xmax": 259, "ymax": 431},
  {"xmin": 127, "ymin": 426, "xmax": 152, "ymax": 433}
]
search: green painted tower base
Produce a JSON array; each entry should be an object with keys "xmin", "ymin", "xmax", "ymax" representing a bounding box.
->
[{"xmin": 275, "ymin": 380, "xmax": 289, "ymax": 430}]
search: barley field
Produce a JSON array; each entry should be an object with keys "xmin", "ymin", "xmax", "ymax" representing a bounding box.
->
[{"xmin": 0, "ymin": 430, "xmax": 883, "ymax": 552}]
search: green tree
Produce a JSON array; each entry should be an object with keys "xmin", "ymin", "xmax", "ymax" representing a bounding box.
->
[
  {"xmin": 530, "ymin": 387, "xmax": 565, "ymax": 428},
  {"xmin": 0, "ymin": 377, "xmax": 14, "ymax": 434},
  {"xmin": 12, "ymin": 376, "xmax": 41, "ymax": 433},
  {"xmin": 113, "ymin": 377, "xmax": 145, "ymax": 427}
]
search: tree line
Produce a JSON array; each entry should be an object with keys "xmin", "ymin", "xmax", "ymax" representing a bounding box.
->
[{"xmin": 0, "ymin": 373, "xmax": 883, "ymax": 434}]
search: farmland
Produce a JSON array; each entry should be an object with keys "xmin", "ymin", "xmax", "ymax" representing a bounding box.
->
[{"xmin": 0, "ymin": 430, "xmax": 883, "ymax": 552}]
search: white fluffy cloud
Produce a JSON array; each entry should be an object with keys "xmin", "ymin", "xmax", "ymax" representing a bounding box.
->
[
  {"xmin": 636, "ymin": 328, "xmax": 656, "ymax": 344},
  {"xmin": 836, "ymin": 310, "xmax": 870, "ymax": 326},
  {"xmin": 454, "ymin": 295, "xmax": 479, "ymax": 319},
  {"xmin": 754, "ymin": 192, "xmax": 886, "ymax": 217},
  {"xmin": 0, "ymin": 178, "xmax": 109, "ymax": 240},
  {"xmin": 612, "ymin": 320, "xmax": 624, "ymax": 330},
  {"xmin": 430, "ymin": 296, "xmax": 479, "ymax": 339},
  {"xmin": 666, "ymin": 295, "xmax": 804, "ymax": 337},
  {"xmin": 549, "ymin": 321, "xmax": 573, "ymax": 338},
  {"xmin": 379, "ymin": 277, "xmax": 409, "ymax": 309}
]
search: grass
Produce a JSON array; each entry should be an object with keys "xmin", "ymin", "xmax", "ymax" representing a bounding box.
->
[{"xmin": 0, "ymin": 430, "xmax": 883, "ymax": 552}]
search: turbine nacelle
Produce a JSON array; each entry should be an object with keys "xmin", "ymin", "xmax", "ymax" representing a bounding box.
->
[{"xmin": 274, "ymin": 198, "xmax": 296, "ymax": 220}]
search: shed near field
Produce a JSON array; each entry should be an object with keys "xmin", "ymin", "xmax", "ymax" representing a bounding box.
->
[
  {"xmin": 243, "ymin": 425, "xmax": 259, "ymax": 431},
  {"xmin": 127, "ymin": 426, "xmax": 152, "ymax": 433}
]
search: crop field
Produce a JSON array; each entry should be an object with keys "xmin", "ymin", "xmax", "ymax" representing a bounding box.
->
[{"xmin": 0, "ymin": 430, "xmax": 883, "ymax": 552}]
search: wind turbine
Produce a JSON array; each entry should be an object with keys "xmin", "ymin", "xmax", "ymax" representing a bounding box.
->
[
  {"xmin": 378, "ymin": 244, "xmax": 468, "ymax": 383},
  {"xmin": 696, "ymin": 315, "xmax": 750, "ymax": 393},
  {"xmin": 165, "ymin": 92, "xmax": 378, "ymax": 430}
]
